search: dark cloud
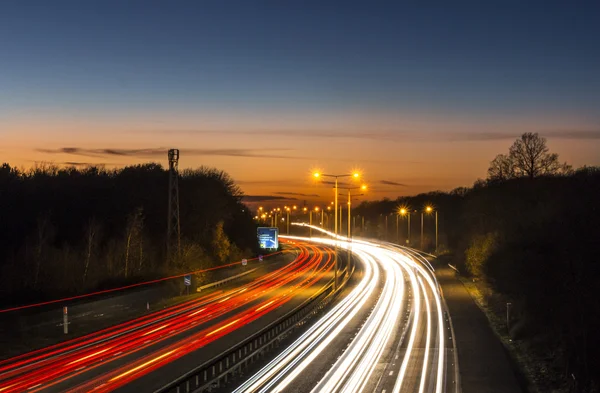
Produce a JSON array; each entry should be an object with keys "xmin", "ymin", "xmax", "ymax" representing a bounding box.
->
[
  {"xmin": 242, "ymin": 195, "xmax": 297, "ymax": 202},
  {"xmin": 444, "ymin": 132, "xmax": 516, "ymax": 142},
  {"xmin": 545, "ymin": 130, "xmax": 600, "ymax": 140},
  {"xmin": 37, "ymin": 147, "xmax": 307, "ymax": 160},
  {"xmin": 143, "ymin": 128, "xmax": 600, "ymax": 143},
  {"xmin": 380, "ymin": 180, "xmax": 408, "ymax": 186},
  {"xmin": 236, "ymin": 179, "xmax": 301, "ymax": 186},
  {"xmin": 139, "ymin": 129, "xmax": 398, "ymax": 141},
  {"xmin": 439, "ymin": 130, "xmax": 600, "ymax": 142},
  {"xmin": 62, "ymin": 162, "xmax": 108, "ymax": 167},
  {"xmin": 273, "ymin": 192, "xmax": 320, "ymax": 197},
  {"xmin": 318, "ymin": 180, "xmax": 356, "ymax": 188}
]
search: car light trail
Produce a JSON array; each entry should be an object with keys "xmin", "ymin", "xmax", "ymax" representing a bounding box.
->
[
  {"xmin": 0, "ymin": 242, "xmax": 334, "ymax": 393},
  {"xmin": 233, "ymin": 224, "xmax": 452, "ymax": 393}
]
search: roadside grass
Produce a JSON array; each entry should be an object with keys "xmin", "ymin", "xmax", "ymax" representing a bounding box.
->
[{"xmin": 458, "ymin": 275, "xmax": 570, "ymax": 393}]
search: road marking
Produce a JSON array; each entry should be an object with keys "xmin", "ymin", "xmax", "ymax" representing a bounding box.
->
[{"xmin": 389, "ymin": 371, "xmax": 394, "ymax": 376}]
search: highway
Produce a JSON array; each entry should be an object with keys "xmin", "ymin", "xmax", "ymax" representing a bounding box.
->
[
  {"xmin": 231, "ymin": 225, "xmax": 458, "ymax": 393},
  {"xmin": 0, "ymin": 241, "xmax": 334, "ymax": 393}
]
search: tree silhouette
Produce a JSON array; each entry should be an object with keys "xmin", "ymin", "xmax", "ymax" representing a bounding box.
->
[
  {"xmin": 488, "ymin": 132, "xmax": 571, "ymax": 180},
  {"xmin": 0, "ymin": 162, "xmax": 258, "ymax": 304},
  {"xmin": 352, "ymin": 163, "xmax": 600, "ymax": 391},
  {"xmin": 487, "ymin": 153, "xmax": 516, "ymax": 181}
]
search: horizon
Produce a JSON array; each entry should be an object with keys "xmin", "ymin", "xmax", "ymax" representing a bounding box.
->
[{"xmin": 2, "ymin": 1, "xmax": 599, "ymax": 202}]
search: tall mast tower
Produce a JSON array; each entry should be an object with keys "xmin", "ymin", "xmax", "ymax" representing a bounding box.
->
[{"xmin": 167, "ymin": 149, "xmax": 181, "ymax": 261}]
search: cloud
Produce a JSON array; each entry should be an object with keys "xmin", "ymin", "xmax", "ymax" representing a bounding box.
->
[
  {"xmin": 142, "ymin": 128, "xmax": 600, "ymax": 143},
  {"xmin": 242, "ymin": 195, "xmax": 297, "ymax": 202},
  {"xmin": 62, "ymin": 161, "xmax": 108, "ymax": 167},
  {"xmin": 37, "ymin": 147, "xmax": 308, "ymax": 160},
  {"xmin": 273, "ymin": 192, "xmax": 320, "ymax": 197},
  {"xmin": 380, "ymin": 180, "xmax": 408, "ymax": 186},
  {"xmin": 317, "ymin": 180, "xmax": 357, "ymax": 188},
  {"xmin": 236, "ymin": 179, "xmax": 302, "ymax": 186},
  {"xmin": 545, "ymin": 130, "xmax": 600, "ymax": 140},
  {"xmin": 439, "ymin": 130, "xmax": 600, "ymax": 142}
]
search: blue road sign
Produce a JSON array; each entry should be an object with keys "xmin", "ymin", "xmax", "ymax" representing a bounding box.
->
[
  {"xmin": 184, "ymin": 275, "xmax": 191, "ymax": 286},
  {"xmin": 257, "ymin": 227, "xmax": 279, "ymax": 249}
]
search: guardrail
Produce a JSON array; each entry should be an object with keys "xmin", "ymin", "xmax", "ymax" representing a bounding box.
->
[
  {"xmin": 196, "ymin": 268, "xmax": 257, "ymax": 292},
  {"xmin": 155, "ymin": 254, "xmax": 356, "ymax": 393}
]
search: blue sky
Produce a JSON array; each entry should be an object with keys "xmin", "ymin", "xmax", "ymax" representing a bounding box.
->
[{"xmin": 1, "ymin": 1, "xmax": 599, "ymax": 200}]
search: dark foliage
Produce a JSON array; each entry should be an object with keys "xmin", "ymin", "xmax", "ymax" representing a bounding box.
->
[
  {"xmin": 353, "ymin": 167, "xmax": 600, "ymax": 392},
  {"xmin": 0, "ymin": 163, "xmax": 258, "ymax": 306}
]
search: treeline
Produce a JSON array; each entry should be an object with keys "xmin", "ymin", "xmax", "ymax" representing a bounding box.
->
[
  {"xmin": 354, "ymin": 134, "xmax": 600, "ymax": 392},
  {"xmin": 0, "ymin": 163, "xmax": 258, "ymax": 305}
]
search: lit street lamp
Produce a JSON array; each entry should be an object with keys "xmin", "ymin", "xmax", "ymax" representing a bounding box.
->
[
  {"xmin": 285, "ymin": 206, "xmax": 291, "ymax": 235},
  {"xmin": 309, "ymin": 206, "xmax": 320, "ymax": 237},
  {"xmin": 398, "ymin": 207, "xmax": 410, "ymax": 245},
  {"xmin": 421, "ymin": 205, "xmax": 437, "ymax": 251},
  {"xmin": 313, "ymin": 171, "xmax": 360, "ymax": 236},
  {"xmin": 313, "ymin": 170, "xmax": 360, "ymax": 289},
  {"xmin": 339, "ymin": 184, "xmax": 367, "ymax": 238}
]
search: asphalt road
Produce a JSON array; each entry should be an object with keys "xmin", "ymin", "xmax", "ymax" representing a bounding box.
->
[
  {"xmin": 433, "ymin": 262, "xmax": 522, "ymax": 393},
  {"xmin": 230, "ymin": 228, "xmax": 458, "ymax": 393},
  {"xmin": 0, "ymin": 242, "xmax": 335, "ymax": 393},
  {"xmin": 0, "ymin": 255, "xmax": 287, "ymax": 360}
]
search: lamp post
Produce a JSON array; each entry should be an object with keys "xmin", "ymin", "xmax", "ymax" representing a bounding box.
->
[
  {"xmin": 425, "ymin": 206, "xmax": 438, "ymax": 253},
  {"xmin": 320, "ymin": 207, "xmax": 324, "ymax": 228},
  {"xmin": 313, "ymin": 172, "xmax": 360, "ymax": 236},
  {"xmin": 396, "ymin": 213, "xmax": 399, "ymax": 244},
  {"xmin": 340, "ymin": 185, "xmax": 366, "ymax": 238},
  {"xmin": 309, "ymin": 206, "xmax": 319, "ymax": 237},
  {"xmin": 339, "ymin": 187, "xmax": 366, "ymax": 275},
  {"xmin": 421, "ymin": 205, "xmax": 435, "ymax": 251},
  {"xmin": 339, "ymin": 204, "xmax": 343, "ymax": 235},
  {"xmin": 313, "ymin": 171, "xmax": 360, "ymax": 290},
  {"xmin": 399, "ymin": 207, "xmax": 410, "ymax": 245},
  {"xmin": 285, "ymin": 206, "xmax": 291, "ymax": 235},
  {"xmin": 421, "ymin": 210, "xmax": 424, "ymax": 250}
]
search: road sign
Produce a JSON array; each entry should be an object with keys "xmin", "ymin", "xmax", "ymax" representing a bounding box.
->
[
  {"xmin": 242, "ymin": 259, "xmax": 247, "ymax": 266},
  {"xmin": 258, "ymin": 255, "xmax": 263, "ymax": 262},
  {"xmin": 63, "ymin": 306, "xmax": 68, "ymax": 334},
  {"xmin": 184, "ymin": 275, "xmax": 191, "ymax": 286},
  {"xmin": 257, "ymin": 227, "xmax": 279, "ymax": 249}
]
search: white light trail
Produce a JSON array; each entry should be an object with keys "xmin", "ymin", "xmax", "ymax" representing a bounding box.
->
[{"xmin": 233, "ymin": 224, "xmax": 450, "ymax": 393}]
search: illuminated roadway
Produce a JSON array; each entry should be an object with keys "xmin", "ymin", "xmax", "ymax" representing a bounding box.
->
[
  {"xmin": 232, "ymin": 224, "xmax": 459, "ymax": 393},
  {"xmin": 0, "ymin": 241, "xmax": 334, "ymax": 393}
]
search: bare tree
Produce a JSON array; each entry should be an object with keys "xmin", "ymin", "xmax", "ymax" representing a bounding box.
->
[
  {"xmin": 508, "ymin": 132, "xmax": 571, "ymax": 179},
  {"xmin": 124, "ymin": 207, "xmax": 144, "ymax": 277},
  {"xmin": 83, "ymin": 218, "xmax": 100, "ymax": 285},
  {"xmin": 33, "ymin": 214, "xmax": 54, "ymax": 289},
  {"xmin": 488, "ymin": 153, "xmax": 516, "ymax": 181}
]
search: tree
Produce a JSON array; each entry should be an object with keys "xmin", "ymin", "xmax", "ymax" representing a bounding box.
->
[
  {"xmin": 212, "ymin": 221, "xmax": 231, "ymax": 264},
  {"xmin": 33, "ymin": 214, "xmax": 54, "ymax": 289},
  {"xmin": 487, "ymin": 154, "xmax": 516, "ymax": 181},
  {"xmin": 124, "ymin": 207, "xmax": 144, "ymax": 277},
  {"xmin": 508, "ymin": 132, "xmax": 571, "ymax": 179},
  {"xmin": 83, "ymin": 217, "xmax": 100, "ymax": 285}
]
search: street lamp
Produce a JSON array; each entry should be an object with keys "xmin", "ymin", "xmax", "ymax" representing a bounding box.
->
[
  {"xmin": 312, "ymin": 171, "xmax": 360, "ymax": 236},
  {"xmin": 425, "ymin": 206, "xmax": 438, "ymax": 252},
  {"xmin": 313, "ymin": 170, "xmax": 361, "ymax": 289},
  {"xmin": 398, "ymin": 207, "xmax": 410, "ymax": 245},
  {"xmin": 285, "ymin": 207, "xmax": 291, "ymax": 235},
  {"xmin": 421, "ymin": 205, "xmax": 437, "ymax": 251},
  {"xmin": 339, "ymin": 184, "xmax": 367, "ymax": 238},
  {"xmin": 309, "ymin": 206, "xmax": 320, "ymax": 237}
]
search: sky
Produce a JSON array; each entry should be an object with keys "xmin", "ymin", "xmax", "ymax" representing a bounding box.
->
[{"xmin": 1, "ymin": 1, "xmax": 599, "ymax": 205}]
